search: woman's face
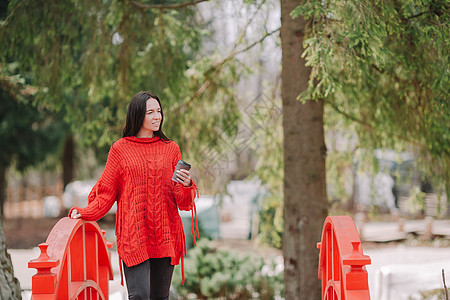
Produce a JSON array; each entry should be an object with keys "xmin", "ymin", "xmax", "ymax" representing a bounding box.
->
[{"xmin": 138, "ymin": 97, "xmax": 161, "ymax": 137}]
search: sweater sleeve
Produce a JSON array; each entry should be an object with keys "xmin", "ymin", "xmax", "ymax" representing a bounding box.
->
[
  {"xmin": 69, "ymin": 143, "xmax": 123, "ymax": 221},
  {"xmin": 171, "ymin": 144, "xmax": 198, "ymax": 211},
  {"xmin": 170, "ymin": 143, "xmax": 200, "ymax": 247}
]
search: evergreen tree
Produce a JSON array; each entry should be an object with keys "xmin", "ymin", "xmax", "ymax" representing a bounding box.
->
[
  {"xmin": 280, "ymin": 1, "xmax": 327, "ymax": 298},
  {"xmin": 0, "ymin": 0, "xmax": 240, "ymax": 161},
  {"xmin": 262, "ymin": 1, "xmax": 448, "ymax": 297},
  {"xmin": 0, "ymin": 67, "xmax": 66, "ymax": 215},
  {"xmin": 294, "ymin": 0, "xmax": 449, "ymax": 194},
  {"xmin": 0, "ymin": 67, "xmax": 67, "ymax": 300}
]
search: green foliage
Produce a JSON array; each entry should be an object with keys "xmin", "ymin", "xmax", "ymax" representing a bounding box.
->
[
  {"xmin": 165, "ymin": 53, "xmax": 242, "ymax": 163},
  {"xmin": 252, "ymin": 0, "xmax": 450, "ymax": 244},
  {"xmin": 0, "ymin": 64, "xmax": 66, "ymax": 172},
  {"xmin": 172, "ymin": 239, "xmax": 284, "ymax": 299},
  {"xmin": 0, "ymin": 0, "xmax": 242, "ymax": 168},
  {"xmin": 249, "ymin": 83, "xmax": 283, "ymax": 249},
  {"xmin": 404, "ymin": 185, "xmax": 427, "ymax": 215},
  {"xmin": 257, "ymin": 193, "xmax": 283, "ymax": 249},
  {"xmin": 295, "ymin": 0, "xmax": 449, "ymax": 192},
  {"xmin": 419, "ymin": 287, "xmax": 450, "ymax": 299}
]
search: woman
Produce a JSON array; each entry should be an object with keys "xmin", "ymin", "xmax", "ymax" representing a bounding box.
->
[{"xmin": 69, "ymin": 91, "xmax": 199, "ymax": 300}]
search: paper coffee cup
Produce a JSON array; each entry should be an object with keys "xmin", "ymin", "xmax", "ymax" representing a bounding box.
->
[{"xmin": 172, "ymin": 160, "xmax": 191, "ymax": 182}]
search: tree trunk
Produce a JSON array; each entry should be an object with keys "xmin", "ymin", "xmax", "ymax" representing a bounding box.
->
[
  {"xmin": 0, "ymin": 213, "xmax": 22, "ymax": 299},
  {"xmin": 280, "ymin": 1, "xmax": 328, "ymax": 299},
  {"xmin": 0, "ymin": 167, "xmax": 5, "ymax": 218},
  {"xmin": 62, "ymin": 134, "xmax": 75, "ymax": 188}
]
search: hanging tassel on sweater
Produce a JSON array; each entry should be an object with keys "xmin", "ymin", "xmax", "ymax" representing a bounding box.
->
[
  {"xmin": 191, "ymin": 203, "xmax": 199, "ymax": 246},
  {"xmin": 190, "ymin": 186, "xmax": 199, "ymax": 246}
]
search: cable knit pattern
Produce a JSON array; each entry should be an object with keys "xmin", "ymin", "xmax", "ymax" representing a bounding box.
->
[{"xmin": 69, "ymin": 136, "xmax": 198, "ymax": 284}]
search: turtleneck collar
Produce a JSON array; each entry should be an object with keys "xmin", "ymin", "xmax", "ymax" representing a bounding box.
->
[{"xmin": 124, "ymin": 136, "xmax": 161, "ymax": 144}]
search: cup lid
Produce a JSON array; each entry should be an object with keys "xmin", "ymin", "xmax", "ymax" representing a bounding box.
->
[{"xmin": 178, "ymin": 160, "xmax": 191, "ymax": 167}]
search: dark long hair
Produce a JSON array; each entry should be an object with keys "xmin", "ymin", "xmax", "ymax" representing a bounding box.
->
[{"xmin": 122, "ymin": 91, "xmax": 170, "ymax": 141}]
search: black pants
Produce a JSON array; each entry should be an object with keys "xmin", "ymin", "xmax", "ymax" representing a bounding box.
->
[{"xmin": 123, "ymin": 257, "xmax": 175, "ymax": 300}]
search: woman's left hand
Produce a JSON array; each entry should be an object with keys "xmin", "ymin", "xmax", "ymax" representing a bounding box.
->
[
  {"xmin": 70, "ymin": 208, "xmax": 81, "ymax": 219},
  {"xmin": 176, "ymin": 169, "xmax": 192, "ymax": 187}
]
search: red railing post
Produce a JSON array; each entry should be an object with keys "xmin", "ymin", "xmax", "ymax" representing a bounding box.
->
[
  {"xmin": 342, "ymin": 241, "xmax": 371, "ymax": 290},
  {"xmin": 28, "ymin": 243, "xmax": 60, "ymax": 297},
  {"xmin": 317, "ymin": 216, "xmax": 371, "ymax": 300},
  {"xmin": 28, "ymin": 218, "xmax": 114, "ymax": 299}
]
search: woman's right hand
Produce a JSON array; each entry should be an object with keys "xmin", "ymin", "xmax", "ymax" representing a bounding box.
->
[{"xmin": 70, "ymin": 208, "xmax": 81, "ymax": 219}]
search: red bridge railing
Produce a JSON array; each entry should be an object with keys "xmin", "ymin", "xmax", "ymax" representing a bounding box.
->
[
  {"xmin": 317, "ymin": 216, "xmax": 371, "ymax": 300},
  {"xmin": 28, "ymin": 217, "xmax": 114, "ymax": 299},
  {"xmin": 29, "ymin": 215, "xmax": 369, "ymax": 299}
]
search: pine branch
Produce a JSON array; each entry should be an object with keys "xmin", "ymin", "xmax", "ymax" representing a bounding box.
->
[
  {"xmin": 0, "ymin": 0, "xmax": 27, "ymax": 28},
  {"xmin": 230, "ymin": 0, "xmax": 267, "ymax": 51},
  {"xmin": 190, "ymin": 27, "xmax": 280, "ymax": 100},
  {"xmin": 325, "ymin": 98, "xmax": 424, "ymax": 148},
  {"xmin": 325, "ymin": 99, "xmax": 373, "ymax": 130},
  {"xmin": 210, "ymin": 27, "xmax": 280, "ymax": 72},
  {"xmin": 130, "ymin": 0, "xmax": 210, "ymax": 10},
  {"xmin": 174, "ymin": 26, "xmax": 281, "ymax": 109},
  {"xmin": 407, "ymin": 11, "xmax": 428, "ymax": 19}
]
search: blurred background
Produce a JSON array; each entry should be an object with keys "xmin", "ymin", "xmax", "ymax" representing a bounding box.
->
[{"xmin": 0, "ymin": 0, "xmax": 448, "ymax": 299}]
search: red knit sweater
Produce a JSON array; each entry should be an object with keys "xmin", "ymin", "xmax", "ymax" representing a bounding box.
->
[{"xmin": 69, "ymin": 136, "xmax": 198, "ymax": 284}]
